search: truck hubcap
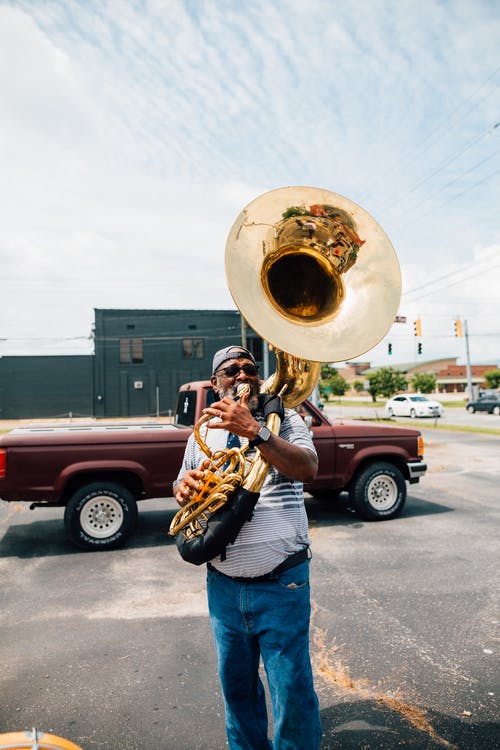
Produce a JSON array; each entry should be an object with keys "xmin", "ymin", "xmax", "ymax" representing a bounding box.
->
[
  {"xmin": 81, "ymin": 496, "xmax": 124, "ymax": 538},
  {"xmin": 367, "ymin": 476, "xmax": 397, "ymax": 511}
]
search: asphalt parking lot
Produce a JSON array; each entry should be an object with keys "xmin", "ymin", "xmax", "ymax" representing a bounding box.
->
[{"xmin": 1, "ymin": 427, "xmax": 499, "ymax": 749}]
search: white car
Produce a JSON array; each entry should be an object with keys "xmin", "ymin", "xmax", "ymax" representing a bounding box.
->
[{"xmin": 385, "ymin": 394, "xmax": 444, "ymax": 418}]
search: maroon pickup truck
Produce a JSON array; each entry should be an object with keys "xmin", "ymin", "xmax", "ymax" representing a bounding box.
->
[{"xmin": 0, "ymin": 381, "xmax": 426, "ymax": 550}]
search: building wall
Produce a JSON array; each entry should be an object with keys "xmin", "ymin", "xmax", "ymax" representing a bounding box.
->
[
  {"xmin": 0, "ymin": 355, "xmax": 93, "ymax": 419},
  {"xmin": 93, "ymin": 309, "xmax": 266, "ymax": 417}
]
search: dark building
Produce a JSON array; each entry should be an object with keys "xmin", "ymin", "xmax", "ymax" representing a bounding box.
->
[
  {"xmin": 93, "ymin": 309, "xmax": 265, "ymax": 417},
  {"xmin": 0, "ymin": 309, "xmax": 267, "ymax": 420},
  {"xmin": 0, "ymin": 355, "xmax": 93, "ymax": 419}
]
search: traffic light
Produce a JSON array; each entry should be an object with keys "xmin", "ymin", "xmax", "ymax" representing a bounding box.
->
[
  {"xmin": 413, "ymin": 318, "xmax": 422, "ymax": 337},
  {"xmin": 388, "ymin": 343, "xmax": 392, "ymax": 355},
  {"xmin": 418, "ymin": 343, "xmax": 423, "ymax": 355},
  {"xmin": 454, "ymin": 319, "xmax": 463, "ymax": 337}
]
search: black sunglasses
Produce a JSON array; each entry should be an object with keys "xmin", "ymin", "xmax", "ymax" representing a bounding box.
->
[{"xmin": 216, "ymin": 363, "xmax": 259, "ymax": 378}]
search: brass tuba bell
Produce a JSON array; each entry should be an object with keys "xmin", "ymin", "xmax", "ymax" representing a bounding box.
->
[{"xmin": 225, "ymin": 185, "xmax": 401, "ymax": 404}]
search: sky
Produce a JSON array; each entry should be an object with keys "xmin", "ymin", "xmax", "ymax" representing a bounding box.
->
[{"xmin": 1, "ymin": 0, "xmax": 499, "ymax": 370}]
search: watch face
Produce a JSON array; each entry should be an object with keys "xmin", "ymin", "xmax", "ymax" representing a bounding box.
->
[{"xmin": 259, "ymin": 425, "xmax": 271, "ymax": 441}]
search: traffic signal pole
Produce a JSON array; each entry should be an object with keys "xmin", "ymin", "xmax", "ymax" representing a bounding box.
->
[{"xmin": 464, "ymin": 320, "xmax": 474, "ymax": 401}]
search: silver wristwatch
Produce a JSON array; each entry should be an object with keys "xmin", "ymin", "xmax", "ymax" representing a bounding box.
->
[{"xmin": 250, "ymin": 424, "xmax": 271, "ymax": 447}]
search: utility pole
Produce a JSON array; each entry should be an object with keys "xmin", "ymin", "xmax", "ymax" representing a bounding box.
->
[
  {"xmin": 240, "ymin": 314, "xmax": 247, "ymax": 348},
  {"xmin": 263, "ymin": 341, "xmax": 270, "ymax": 380},
  {"xmin": 455, "ymin": 317, "xmax": 473, "ymax": 401},
  {"xmin": 464, "ymin": 320, "xmax": 474, "ymax": 401}
]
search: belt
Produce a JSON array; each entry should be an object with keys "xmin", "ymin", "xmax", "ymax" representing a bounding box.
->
[{"xmin": 207, "ymin": 548, "xmax": 311, "ymax": 584}]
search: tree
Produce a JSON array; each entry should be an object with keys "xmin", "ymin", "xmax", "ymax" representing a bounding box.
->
[
  {"xmin": 320, "ymin": 363, "xmax": 337, "ymax": 379},
  {"xmin": 411, "ymin": 372, "xmax": 436, "ymax": 394},
  {"xmin": 318, "ymin": 364, "xmax": 348, "ymax": 401},
  {"xmin": 353, "ymin": 380, "xmax": 365, "ymax": 393},
  {"xmin": 319, "ymin": 363, "xmax": 336, "ymax": 401},
  {"xmin": 484, "ymin": 369, "xmax": 500, "ymax": 389},
  {"xmin": 329, "ymin": 373, "xmax": 349, "ymax": 398},
  {"xmin": 367, "ymin": 368, "xmax": 407, "ymax": 402}
]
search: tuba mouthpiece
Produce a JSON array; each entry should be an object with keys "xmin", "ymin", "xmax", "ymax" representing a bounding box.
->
[{"xmin": 235, "ymin": 383, "xmax": 250, "ymax": 400}]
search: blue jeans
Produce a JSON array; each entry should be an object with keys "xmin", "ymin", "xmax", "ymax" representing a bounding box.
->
[{"xmin": 207, "ymin": 561, "xmax": 322, "ymax": 750}]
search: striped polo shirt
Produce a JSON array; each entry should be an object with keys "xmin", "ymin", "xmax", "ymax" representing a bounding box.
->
[{"xmin": 175, "ymin": 408, "xmax": 316, "ymax": 578}]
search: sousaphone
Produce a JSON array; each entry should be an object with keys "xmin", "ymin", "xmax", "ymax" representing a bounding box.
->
[{"xmin": 169, "ymin": 186, "xmax": 401, "ymax": 557}]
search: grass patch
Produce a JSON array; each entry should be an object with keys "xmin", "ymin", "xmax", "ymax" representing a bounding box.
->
[
  {"xmin": 398, "ymin": 420, "xmax": 500, "ymax": 436},
  {"xmin": 325, "ymin": 398, "xmax": 467, "ymax": 409},
  {"xmin": 355, "ymin": 416, "xmax": 500, "ymax": 436},
  {"xmin": 325, "ymin": 399, "xmax": 385, "ymax": 408}
]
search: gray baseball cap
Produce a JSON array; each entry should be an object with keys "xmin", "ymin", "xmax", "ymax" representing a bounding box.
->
[{"xmin": 212, "ymin": 345, "xmax": 256, "ymax": 374}]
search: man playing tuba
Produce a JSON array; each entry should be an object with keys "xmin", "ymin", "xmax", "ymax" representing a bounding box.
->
[{"xmin": 173, "ymin": 345, "xmax": 322, "ymax": 750}]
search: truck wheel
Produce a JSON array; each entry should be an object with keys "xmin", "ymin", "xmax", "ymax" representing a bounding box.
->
[
  {"xmin": 493, "ymin": 406, "xmax": 500, "ymax": 416},
  {"xmin": 64, "ymin": 482, "xmax": 138, "ymax": 550},
  {"xmin": 351, "ymin": 462, "xmax": 406, "ymax": 521},
  {"xmin": 467, "ymin": 405, "xmax": 475, "ymax": 413}
]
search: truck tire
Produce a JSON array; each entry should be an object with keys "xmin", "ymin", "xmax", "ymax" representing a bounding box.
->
[
  {"xmin": 493, "ymin": 406, "xmax": 500, "ymax": 416},
  {"xmin": 467, "ymin": 405, "xmax": 475, "ymax": 413},
  {"xmin": 350, "ymin": 462, "xmax": 406, "ymax": 521},
  {"xmin": 64, "ymin": 481, "xmax": 138, "ymax": 550}
]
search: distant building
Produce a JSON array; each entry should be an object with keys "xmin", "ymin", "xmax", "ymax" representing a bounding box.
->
[
  {"xmin": 433, "ymin": 362, "xmax": 497, "ymax": 394},
  {"xmin": 337, "ymin": 361, "xmax": 371, "ymax": 380}
]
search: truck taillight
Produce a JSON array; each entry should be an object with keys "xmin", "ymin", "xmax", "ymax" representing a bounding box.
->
[
  {"xmin": 418, "ymin": 436, "xmax": 424, "ymax": 458},
  {"xmin": 0, "ymin": 449, "xmax": 5, "ymax": 478}
]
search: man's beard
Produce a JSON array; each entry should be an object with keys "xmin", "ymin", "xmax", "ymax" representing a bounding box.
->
[{"xmin": 217, "ymin": 380, "xmax": 260, "ymax": 414}]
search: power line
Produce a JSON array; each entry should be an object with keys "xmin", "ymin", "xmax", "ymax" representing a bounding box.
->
[
  {"xmin": 403, "ymin": 73, "xmax": 500, "ymax": 161},
  {"xmin": 393, "ymin": 165, "xmax": 500, "ymax": 232},
  {"xmin": 404, "ymin": 260, "xmax": 500, "ymax": 302},
  {"xmin": 0, "ymin": 325, "xmax": 257, "ymax": 344},
  {"xmin": 403, "ymin": 253, "xmax": 499, "ymax": 297},
  {"xmin": 378, "ymin": 121, "xmax": 500, "ymax": 216},
  {"xmin": 435, "ymin": 166, "xmax": 500, "ymax": 207},
  {"xmin": 359, "ymin": 67, "xmax": 500, "ymax": 205},
  {"xmin": 394, "ymin": 146, "xmax": 500, "ymax": 221}
]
